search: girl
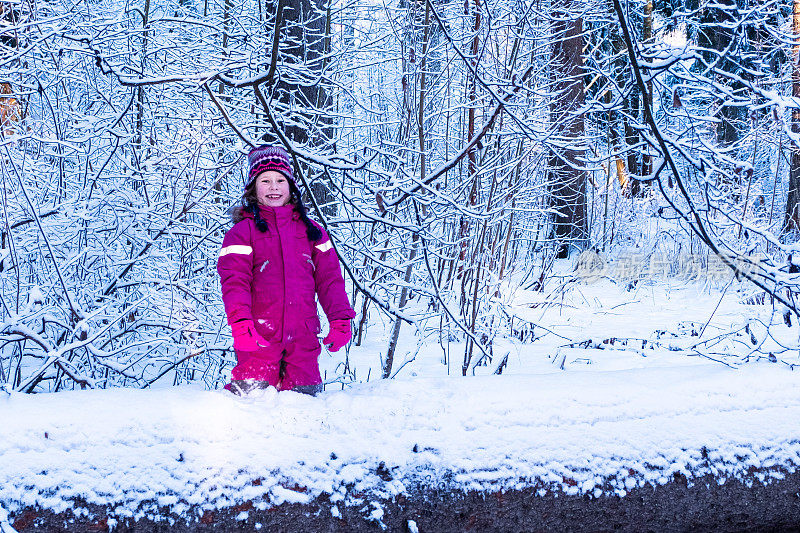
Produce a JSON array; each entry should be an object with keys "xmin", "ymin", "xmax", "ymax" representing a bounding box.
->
[{"xmin": 217, "ymin": 145, "xmax": 355, "ymax": 395}]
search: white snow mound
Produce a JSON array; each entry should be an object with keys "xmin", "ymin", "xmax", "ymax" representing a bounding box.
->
[{"xmin": 1, "ymin": 364, "xmax": 799, "ymax": 521}]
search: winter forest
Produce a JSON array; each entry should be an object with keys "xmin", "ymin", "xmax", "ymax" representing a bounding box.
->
[{"xmin": 2, "ymin": 0, "xmax": 800, "ymax": 394}]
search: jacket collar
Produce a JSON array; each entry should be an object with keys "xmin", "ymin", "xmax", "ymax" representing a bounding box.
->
[{"xmin": 243, "ymin": 204, "xmax": 300, "ymax": 221}]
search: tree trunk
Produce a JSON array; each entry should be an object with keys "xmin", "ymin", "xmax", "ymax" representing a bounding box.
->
[
  {"xmin": 635, "ymin": 0, "xmax": 654, "ymax": 196},
  {"xmin": 785, "ymin": 0, "xmax": 800, "ymax": 234},
  {"xmin": 698, "ymin": 0, "xmax": 740, "ymax": 146},
  {"xmin": 455, "ymin": 0, "xmax": 482, "ymax": 279},
  {"xmin": 267, "ymin": 0, "xmax": 328, "ymax": 146},
  {"xmin": 548, "ymin": 7, "xmax": 587, "ymax": 258},
  {"xmin": 383, "ymin": 234, "xmax": 418, "ymax": 379},
  {"xmin": 261, "ymin": 0, "xmax": 336, "ymax": 214}
]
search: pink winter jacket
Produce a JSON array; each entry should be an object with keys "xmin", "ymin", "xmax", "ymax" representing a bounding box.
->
[{"xmin": 217, "ymin": 205, "xmax": 355, "ymax": 345}]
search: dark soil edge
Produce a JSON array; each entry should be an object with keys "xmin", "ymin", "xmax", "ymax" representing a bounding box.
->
[{"xmin": 8, "ymin": 470, "xmax": 800, "ymax": 532}]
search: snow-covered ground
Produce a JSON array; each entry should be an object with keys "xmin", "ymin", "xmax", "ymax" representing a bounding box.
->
[{"xmin": 2, "ymin": 275, "xmax": 800, "ymax": 528}]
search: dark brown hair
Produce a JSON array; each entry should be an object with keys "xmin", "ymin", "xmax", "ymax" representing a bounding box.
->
[{"xmin": 233, "ymin": 178, "xmax": 322, "ymax": 242}]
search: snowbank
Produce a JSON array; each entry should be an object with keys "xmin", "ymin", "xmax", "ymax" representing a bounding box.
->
[{"xmin": 2, "ymin": 362, "xmax": 799, "ymax": 523}]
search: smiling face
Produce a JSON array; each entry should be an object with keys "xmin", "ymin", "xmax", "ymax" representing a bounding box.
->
[{"xmin": 254, "ymin": 170, "xmax": 291, "ymax": 207}]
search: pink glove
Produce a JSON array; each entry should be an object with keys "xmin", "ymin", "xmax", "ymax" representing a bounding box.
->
[
  {"xmin": 231, "ymin": 320, "xmax": 269, "ymax": 352},
  {"xmin": 323, "ymin": 320, "xmax": 351, "ymax": 352}
]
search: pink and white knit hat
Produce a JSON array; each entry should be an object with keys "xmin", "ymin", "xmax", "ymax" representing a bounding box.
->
[{"xmin": 247, "ymin": 145, "xmax": 294, "ymax": 186}]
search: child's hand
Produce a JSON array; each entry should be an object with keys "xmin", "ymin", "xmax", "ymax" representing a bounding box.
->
[
  {"xmin": 231, "ymin": 320, "xmax": 270, "ymax": 352},
  {"xmin": 323, "ymin": 320, "xmax": 352, "ymax": 352}
]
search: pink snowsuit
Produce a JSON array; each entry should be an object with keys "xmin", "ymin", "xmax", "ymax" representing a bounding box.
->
[{"xmin": 217, "ymin": 204, "xmax": 355, "ymax": 390}]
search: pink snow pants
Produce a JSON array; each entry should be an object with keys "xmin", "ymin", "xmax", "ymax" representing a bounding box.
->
[{"xmin": 230, "ymin": 327, "xmax": 322, "ymax": 391}]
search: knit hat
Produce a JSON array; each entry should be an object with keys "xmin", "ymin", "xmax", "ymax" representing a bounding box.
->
[{"xmin": 247, "ymin": 145, "xmax": 294, "ymax": 186}]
